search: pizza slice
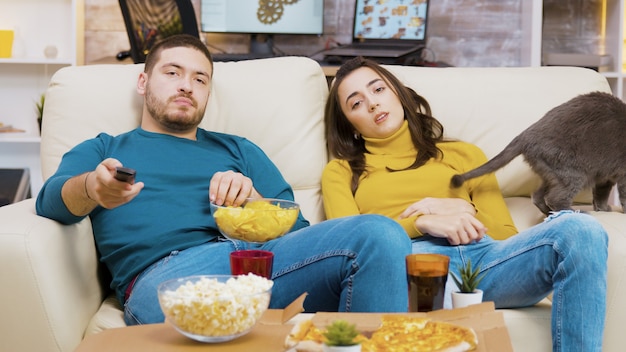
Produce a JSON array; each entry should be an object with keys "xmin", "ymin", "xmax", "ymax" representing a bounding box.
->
[{"xmin": 367, "ymin": 315, "xmax": 478, "ymax": 351}]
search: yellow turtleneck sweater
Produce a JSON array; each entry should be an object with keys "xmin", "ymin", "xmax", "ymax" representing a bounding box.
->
[{"xmin": 322, "ymin": 121, "xmax": 518, "ymax": 240}]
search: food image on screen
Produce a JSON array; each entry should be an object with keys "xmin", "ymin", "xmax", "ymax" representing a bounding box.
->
[{"xmin": 354, "ymin": 0, "xmax": 428, "ymax": 40}]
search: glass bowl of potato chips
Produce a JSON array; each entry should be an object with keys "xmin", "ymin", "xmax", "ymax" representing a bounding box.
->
[
  {"xmin": 157, "ymin": 274, "xmax": 273, "ymax": 343},
  {"xmin": 210, "ymin": 198, "xmax": 300, "ymax": 243}
]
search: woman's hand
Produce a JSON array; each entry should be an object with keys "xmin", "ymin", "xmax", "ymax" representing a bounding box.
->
[
  {"xmin": 399, "ymin": 197, "xmax": 476, "ymax": 218},
  {"xmin": 414, "ymin": 212, "xmax": 487, "ymax": 245},
  {"xmin": 209, "ymin": 170, "xmax": 262, "ymax": 206},
  {"xmin": 398, "ymin": 198, "xmax": 484, "ymax": 245}
]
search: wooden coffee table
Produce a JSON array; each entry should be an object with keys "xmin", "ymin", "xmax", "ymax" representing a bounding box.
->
[
  {"xmin": 75, "ymin": 315, "xmax": 309, "ymax": 352},
  {"xmin": 76, "ymin": 303, "xmax": 513, "ymax": 351}
]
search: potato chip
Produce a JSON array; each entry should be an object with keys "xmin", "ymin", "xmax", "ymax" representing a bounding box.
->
[{"xmin": 213, "ymin": 199, "xmax": 299, "ymax": 242}]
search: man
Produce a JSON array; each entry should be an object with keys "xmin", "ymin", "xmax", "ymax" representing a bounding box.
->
[{"xmin": 36, "ymin": 34, "xmax": 412, "ymax": 325}]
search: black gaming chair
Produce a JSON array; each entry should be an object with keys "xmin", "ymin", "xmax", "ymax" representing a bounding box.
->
[{"xmin": 118, "ymin": 0, "xmax": 200, "ymax": 63}]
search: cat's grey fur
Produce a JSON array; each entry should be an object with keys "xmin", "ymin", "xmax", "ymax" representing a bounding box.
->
[{"xmin": 451, "ymin": 91, "xmax": 626, "ymax": 214}]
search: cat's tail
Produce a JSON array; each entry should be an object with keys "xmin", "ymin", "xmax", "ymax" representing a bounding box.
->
[{"xmin": 450, "ymin": 140, "xmax": 523, "ymax": 188}]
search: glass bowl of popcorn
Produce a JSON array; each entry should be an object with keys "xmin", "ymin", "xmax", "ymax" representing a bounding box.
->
[
  {"xmin": 210, "ymin": 198, "xmax": 300, "ymax": 243},
  {"xmin": 157, "ymin": 274, "xmax": 273, "ymax": 343}
]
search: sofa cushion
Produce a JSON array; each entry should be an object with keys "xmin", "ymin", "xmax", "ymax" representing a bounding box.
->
[{"xmin": 84, "ymin": 294, "xmax": 124, "ymax": 336}]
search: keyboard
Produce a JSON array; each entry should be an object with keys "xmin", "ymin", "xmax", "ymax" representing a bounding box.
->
[{"xmin": 342, "ymin": 43, "xmax": 419, "ymax": 51}]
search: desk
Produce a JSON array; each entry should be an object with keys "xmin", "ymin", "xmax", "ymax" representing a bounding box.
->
[
  {"xmin": 321, "ymin": 65, "xmax": 339, "ymax": 78},
  {"xmin": 89, "ymin": 55, "xmax": 341, "ymax": 84},
  {"xmin": 87, "ymin": 56, "xmax": 133, "ymax": 65}
]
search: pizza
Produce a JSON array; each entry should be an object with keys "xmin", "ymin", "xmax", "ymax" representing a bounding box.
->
[
  {"xmin": 285, "ymin": 315, "xmax": 478, "ymax": 352},
  {"xmin": 365, "ymin": 315, "xmax": 478, "ymax": 351}
]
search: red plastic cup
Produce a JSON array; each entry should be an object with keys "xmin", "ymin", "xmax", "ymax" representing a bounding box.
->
[{"xmin": 230, "ymin": 249, "xmax": 274, "ymax": 279}]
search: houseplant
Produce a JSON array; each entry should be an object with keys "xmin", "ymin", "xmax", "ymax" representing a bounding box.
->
[
  {"xmin": 35, "ymin": 93, "xmax": 45, "ymax": 133},
  {"xmin": 322, "ymin": 319, "xmax": 362, "ymax": 352},
  {"xmin": 451, "ymin": 259, "xmax": 486, "ymax": 308}
]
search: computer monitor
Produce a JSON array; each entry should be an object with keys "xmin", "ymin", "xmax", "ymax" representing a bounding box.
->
[
  {"xmin": 200, "ymin": 0, "xmax": 324, "ymax": 55},
  {"xmin": 119, "ymin": 0, "xmax": 200, "ymax": 63},
  {"xmin": 353, "ymin": 0, "xmax": 429, "ymax": 42}
]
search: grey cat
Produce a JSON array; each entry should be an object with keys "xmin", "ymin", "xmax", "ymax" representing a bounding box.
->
[{"xmin": 451, "ymin": 91, "xmax": 626, "ymax": 215}]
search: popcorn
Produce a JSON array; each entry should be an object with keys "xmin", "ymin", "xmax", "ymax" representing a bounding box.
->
[{"xmin": 158, "ymin": 274, "xmax": 273, "ymax": 338}]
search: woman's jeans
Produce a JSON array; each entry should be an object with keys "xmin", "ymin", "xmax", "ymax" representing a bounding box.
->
[
  {"xmin": 124, "ymin": 214, "xmax": 411, "ymax": 325},
  {"xmin": 412, "ymin": 211, "xmax": 608, "ymax": 352}
]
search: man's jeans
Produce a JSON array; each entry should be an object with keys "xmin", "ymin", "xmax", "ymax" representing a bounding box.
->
[
  {"xmin": 124, "ymin": 214, "xmax": 412, "ymax": 325},
  {"xmin": 412, "ymin": 211, "xmax": 608, "ymax": 352}
]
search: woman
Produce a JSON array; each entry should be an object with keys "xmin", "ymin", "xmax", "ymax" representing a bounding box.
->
[{"xmin": 322, "ymin": 56, "xmax": 608, "ymax": 352}]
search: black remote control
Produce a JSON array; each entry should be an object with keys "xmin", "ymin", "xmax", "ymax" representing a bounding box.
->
[{"xmin": 114, "ymin": 167, "xmax": 136, "ymax": 184}]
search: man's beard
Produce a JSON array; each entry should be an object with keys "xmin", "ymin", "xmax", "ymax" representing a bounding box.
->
[{"xmin": 145, "ymin": 88, "xmax": 205, "ymax": 132}]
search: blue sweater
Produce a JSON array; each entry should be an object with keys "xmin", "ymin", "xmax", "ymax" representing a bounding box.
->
[{"xmin": 36, "ymin": 128, "xmax": 309, "ymax": 302}]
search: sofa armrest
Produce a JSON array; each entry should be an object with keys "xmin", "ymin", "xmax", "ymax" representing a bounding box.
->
[
  {"xmin": 505, "ymin": 198, "xmax": 626, "ymax": 351},
  {"xmin": 0, "ymin": 199, "xmax": 105, "ymax": 352}
]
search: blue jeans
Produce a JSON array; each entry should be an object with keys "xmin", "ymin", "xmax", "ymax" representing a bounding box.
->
[
  {"xmin": 124, "ymin": 214, "xmax": 411, "ymax": 325},
  {"xmin": 412, "ymin": 211, "xmax": 608, "ymax": 352}
]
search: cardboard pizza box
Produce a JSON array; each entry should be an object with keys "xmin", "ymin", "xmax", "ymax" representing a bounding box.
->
[
  {"xmin": 260, "ymin": 292, "xmax": 308, "ymax": 326},
  {"xmin": 309, "ymin": 301, "xmax": 513, "ymax": 352}
]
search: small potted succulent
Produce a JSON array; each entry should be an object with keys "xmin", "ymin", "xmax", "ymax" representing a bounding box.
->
[
  {"xmin": 322, "ymin": 319, "xmax": 362, "ymax": 352},
  {"xmin": 451, "ymin": 259, "xmax": 487, "ymax": 308}
]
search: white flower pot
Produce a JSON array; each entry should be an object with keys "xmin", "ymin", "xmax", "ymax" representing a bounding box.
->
[
  {"xmin": 451, "ymin": 289, "xmax": 483, "ymax": 309},
  {"xmin": 323, "ymin": 344, "xmax": 362, "ymax": 352}
]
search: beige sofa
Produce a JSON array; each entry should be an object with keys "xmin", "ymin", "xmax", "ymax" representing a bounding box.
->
[{"xmin": 1, "ymin": 57, "xmax": 624, "ymax": 352}]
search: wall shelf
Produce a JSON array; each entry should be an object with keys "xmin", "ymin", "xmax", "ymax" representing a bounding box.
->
[
  {"xmin": 0, "ymin": 58, "xmax": 75, "ymax": 65},
  {"xmin": 0, "ymin": 136, "xmax": 42, "ymax": 143},
  {"xmin": 0, "ymin": 0, "xmax": 80, "ymax": 196}
]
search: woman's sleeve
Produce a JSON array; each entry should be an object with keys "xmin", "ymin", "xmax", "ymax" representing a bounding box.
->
[
  {"xmin": 322, "ymin": 160, "xmax": 424, "ymax": 238},
  {"xmin": 321, "ymin": 160, "xmax": 362, "ymax": 219}
]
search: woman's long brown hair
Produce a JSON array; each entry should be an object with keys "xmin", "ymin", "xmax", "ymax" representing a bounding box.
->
[{"xmin": 324, "ymin": 57, "xmax": 445, "ymax": 194}]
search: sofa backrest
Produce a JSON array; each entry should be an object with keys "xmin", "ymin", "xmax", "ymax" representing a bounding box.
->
[
  {"xmin": 383, "ymin": 65, "xmax": 612, "ymax": 202},
  {"xmin": 41, "ymin": 56, "xmax": 329, "ymax": 223},
  {"xmin": 42, "ymin": 59, "xmax": 613, "ymax": 223}
]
